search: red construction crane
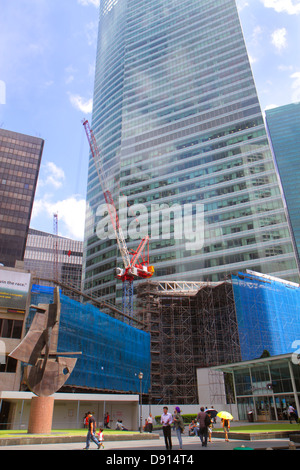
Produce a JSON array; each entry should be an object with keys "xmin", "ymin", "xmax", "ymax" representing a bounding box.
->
[{"xmin": 82, "ymin": 119, "xmax": 154, "ymax": 317}]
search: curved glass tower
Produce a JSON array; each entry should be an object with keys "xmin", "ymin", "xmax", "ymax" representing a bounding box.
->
[{"xmin": 83, "ymin": 0, "xmax": 299, "ymax": 307}]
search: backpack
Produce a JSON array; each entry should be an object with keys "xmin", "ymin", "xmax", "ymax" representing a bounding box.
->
[{"xmin": 205, "ymin": 413, "xmax": 211, "ymax": 427}]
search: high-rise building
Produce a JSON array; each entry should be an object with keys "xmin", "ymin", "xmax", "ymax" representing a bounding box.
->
[
  {"xmin": 83, "ymin": 0, "xmax": 299, "ymax": 307},
  {"xmin": 0, "ymin": 128, "xmax": 44, "ymax": 267},
  {"xmin": 265, "ymin": 102, "xmax": 300, "ymax": 264}
]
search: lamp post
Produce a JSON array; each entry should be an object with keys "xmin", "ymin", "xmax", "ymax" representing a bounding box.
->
[{"xmin": 138, "ymin": 372, "xmax": 143, "ymax": 433}]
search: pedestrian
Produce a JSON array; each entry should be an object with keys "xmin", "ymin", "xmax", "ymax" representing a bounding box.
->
[
  {"xmin": 83, "ymin": 412, "xmax": 89, "ymax": 428},
  {"xmin": 104, "ymin": 411, "xmax": 110, "ymax": 429},
  {"xmin": 97, "ymin": 427, "xmax": 104, "ymax": 449},
  {"xmin": 221, "ymin": 417, "xmax": 230, "ymax": 441},
  {"xmin": 83, "ymin": 411, "xmax": 101, "ymax": 450},
  {"xmin": 173, "ymin": 407, "xmax": 184, "ymax": 450},
  {"xmin": 288, "ymin": 404, "xmax": 298, "ymax": 424},
  {"xmin": 160, "ymin": 406, "xmax": 173, "ymax": 450},
  {"xmin": 197, "ymin": 407, "xmax": 210, "ymax": 447},
  {"xmin": 147, "ymin": 413, "xmax": 153, "ymax": 433},
  {"xmin": 206, "ymin": 412, "xmax": 213, "ymax": 443}
]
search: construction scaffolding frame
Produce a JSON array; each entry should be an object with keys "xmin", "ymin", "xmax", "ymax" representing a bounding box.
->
[{"xmin": 137, "ymin": 279, "xmax": 241, "ymax": 405}]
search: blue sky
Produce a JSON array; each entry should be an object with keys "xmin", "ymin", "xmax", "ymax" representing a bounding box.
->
[{"xmin": 0, "ymin": 0, "xmax": 299, "ymax": 241}]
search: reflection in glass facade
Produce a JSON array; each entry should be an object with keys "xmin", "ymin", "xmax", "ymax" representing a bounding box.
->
[
  {"xmin": 0, "ymin": 129, "xmax": 44, "ymax": 268},
  {"xmin": 266, "ymin": 102, "xmax": 300, "ymax": 264},
  {"xmin": 83, "ymin": 0, "xmax": 299, "ymax": 306}
]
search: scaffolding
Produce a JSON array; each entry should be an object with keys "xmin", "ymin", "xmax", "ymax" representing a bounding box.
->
[{"xmin": 137, "ymin": 279, "xmax": 241, "ymax": 404}]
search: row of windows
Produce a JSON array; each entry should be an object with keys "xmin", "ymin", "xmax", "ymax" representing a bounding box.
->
[
  {"xmin": 121, "ymin": 160, "xmax": 274, "ymax": 198},
  {"xmin": 0, "ymin": 318, "xmax": 23, "ymax": 339},
  {"xmin": 0, "ymin": 133, "xmax": 42, "ymax": 146},
  {"xmin": 125, "ymin": 11, "xmax": 237, "ymax": 68},
  {"xmin": 88, "ymin": 123, "xmax": 266, "ymax": 202},
  {"xmin": 123, "ymin": 80, "xmax": 254, "ymax": 139},
  {"xmin": 0, "ymin": 227, "xmax": 27, "ymax": 237},
  {"xmin": 126, "ymin": 0, "xmax": 235, "ymax": 50},
  {"xmin": 127, "ymin": 99, "xmax": 258, "ymax": 149},
  {"xmin": 121, "ymin": 131, "xmax": 268, "ymax": 187},
  {"xmin": 0, "ymin": 214, "xmax": 30, "ymax": 227},
  {"xmin": 0, "ymin": 153, "xmax": 41, "ymax": 167}
]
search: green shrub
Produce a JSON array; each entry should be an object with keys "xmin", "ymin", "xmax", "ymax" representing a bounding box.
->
[{"xmin": 155, "ymin": 413, "xmax": 198, "ymax": 425}]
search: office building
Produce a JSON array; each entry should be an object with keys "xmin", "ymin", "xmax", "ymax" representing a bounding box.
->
[
  {"xmin": 83, "ymin": 0, "xmax": 299, "ymax": 308},
  {"xmin": 24, "ymin": 228, "xmax": 83, "ymax": 298},
  {"xmin": 0, "ymin": 128, "xmax": 44, "ymax": 267},
  {"xmin": 213, "ymin": 353, "xmax": 300, "ymax": 422},
  {"xmin": 266, "ymin": 102, "xmax": 300, "ymax": 264}
]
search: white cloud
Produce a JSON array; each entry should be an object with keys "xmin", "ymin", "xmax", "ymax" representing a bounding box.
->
[
  {"xmin": 0, "ymin": 80, "xmax": 6, "ymax": 105},
  {"xmin": 278, "ymin": 64, "xmax": 294, "ymax": 71},
  {"xmin": 38, "ymin": 162, "xmax": 65, "ymax": 189},
  {"xmin": 69, "ymin": 93, "xmax": 93, "ymax": 114},
  {"xmin": 291, "ymin": 72, "xmax": 300, "ymax": 101},
  {"xmin": 248, "ymin": 54, "xmax": 258, "ymax": 65},
  {"xmin": 84, "ymin": 20, "xmax": 98, "ymax": 46},
  {"xmin": 236, "ymin": 0, "xmax": 249, "ymax": 11},
  {"xmin": 78, "ymin": 0, "xmax": 100, "ymax": 7},
  {"xmin": 32, "ymin": 196, "xmax": 86, "ymax": 240},
  {"xmin": 271, "ymin": 28, "xmax": 288, "ymax": 51},
  {"xmin": 265, "ymin": 103, "xmax": 279, "ymax": 111},
  {"xmin": 261, "ymin": 0, "xmax": 300, "ymax": 15}
]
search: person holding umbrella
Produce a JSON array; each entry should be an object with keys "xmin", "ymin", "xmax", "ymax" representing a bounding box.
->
[{"xmin": 217, "ymin": 411, "xmax": 233, "ymax": 442}]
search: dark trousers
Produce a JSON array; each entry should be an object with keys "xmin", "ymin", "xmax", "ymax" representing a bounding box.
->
[
  {"xmin": 162, "ymin": 425, "xmax": 172, "ymax": 449},
  {"xmin": 199, "ymin": 427, "xmax": 208, "ymax": 447}
]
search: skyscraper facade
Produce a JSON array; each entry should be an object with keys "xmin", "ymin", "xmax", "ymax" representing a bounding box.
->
[
  {"xmin": 266, "ymin": 102, "xmax": 300, "ymax": 264},
  {"xmin": 83, "ymin": 0, "xmax": 299, "ymax": 306},
  {"xmin": 0, "ymin": 128, "xmax": 44, "ymax": 268}
]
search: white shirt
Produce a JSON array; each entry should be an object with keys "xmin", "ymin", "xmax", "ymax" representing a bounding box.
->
[{"xmin": 161, "ymin": 412, "xmax": 173, "ymax": 426}]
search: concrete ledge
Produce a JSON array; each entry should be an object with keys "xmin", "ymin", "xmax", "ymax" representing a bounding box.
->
[
  {"xmin": 0, "ymin": 432, "xmax": 160, "ymax": 447},
  {"xmin": 212, "ymin": 430, "xmax": 300, "ymax": 441}
]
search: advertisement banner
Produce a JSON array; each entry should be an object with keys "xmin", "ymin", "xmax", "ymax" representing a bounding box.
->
[{"xmin": 0, "ymin": 270, "xmax": 31, "ymax": 310}]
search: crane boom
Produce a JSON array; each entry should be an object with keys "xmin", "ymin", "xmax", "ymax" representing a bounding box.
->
[
  {"xmin": 83, "ymin": 119, "xmax": 131, "ymax": 269},
  {"xmin": 83, "ymin": 116, "xmax": 154, "ymax": 311}
]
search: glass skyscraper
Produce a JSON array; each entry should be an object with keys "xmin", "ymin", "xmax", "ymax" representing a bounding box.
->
[
  {"xmin": 266, "ymin": 102, "xmax": 300, "ymax": 265},
  {"xmin": 83, "ymin": 0, "xmax": 299, "ymax": 306}
]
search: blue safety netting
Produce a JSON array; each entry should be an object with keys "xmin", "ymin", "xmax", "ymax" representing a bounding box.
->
[
  {"xmin": 29, "ymin": 285, "xmax": 151, "ymax": 394},
  {"xmin": 232, "ymin": 272, "xmax": 300, "ymax": 361}
]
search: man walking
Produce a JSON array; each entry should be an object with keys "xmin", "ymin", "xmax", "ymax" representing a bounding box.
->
[
  {"xmin": 161, "ymin": 406, "xmax": 173, "ymax": 450},
  {"xmin": 197, "ymin": 407, "xmax": 209, "ymax": 447},
  {"xmin": 84, "ymin": 411, "xmax": 101, "ymax": 450}
]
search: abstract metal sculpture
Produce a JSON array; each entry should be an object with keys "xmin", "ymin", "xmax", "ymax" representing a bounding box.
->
[{"xmin": 9, "ymin": 287, "xmax": 80, "ymax": 397}]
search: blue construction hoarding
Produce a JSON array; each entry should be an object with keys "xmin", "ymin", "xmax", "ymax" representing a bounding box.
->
[{"xmin": 29, "ymin": 285, "xmax": 151, "ymax": 394}]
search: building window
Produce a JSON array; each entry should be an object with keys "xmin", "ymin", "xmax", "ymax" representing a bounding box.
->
[
  {"xmin": 0, "ymin": 356, "xmax": 17, "ymax": 373},
  {"xmin": 0, "ymin": 319, "xmax": 23, "ymax": 339}
]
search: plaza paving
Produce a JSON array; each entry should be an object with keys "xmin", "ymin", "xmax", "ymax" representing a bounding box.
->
[{"xmin": 0, "ymin": 432, "xmax": 297, "ymax": 451}]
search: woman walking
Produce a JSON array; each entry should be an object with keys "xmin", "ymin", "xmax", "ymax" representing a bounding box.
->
[{"xmin": 173, "ymin": 407, "xmax": 184, "ymax": 450}]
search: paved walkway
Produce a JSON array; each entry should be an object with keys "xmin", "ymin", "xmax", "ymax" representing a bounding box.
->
[{"xmin": 0, "ymin": 433, "xmax": 296, "ymax": 451}]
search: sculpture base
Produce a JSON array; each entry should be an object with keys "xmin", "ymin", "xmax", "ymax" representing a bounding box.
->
[{"xmin": 28, "ymin": 396, "xmax": 54, "ymax": 434}]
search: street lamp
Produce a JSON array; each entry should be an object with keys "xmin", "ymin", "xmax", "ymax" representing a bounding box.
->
[{"xmin": 138, "ymin": 372, "xmax": 143, "ymax": 433}]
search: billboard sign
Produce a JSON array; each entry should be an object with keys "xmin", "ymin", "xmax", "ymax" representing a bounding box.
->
[{"xmin": 0, "ymin": 270, "xmax": 31, "ymax": 310}]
